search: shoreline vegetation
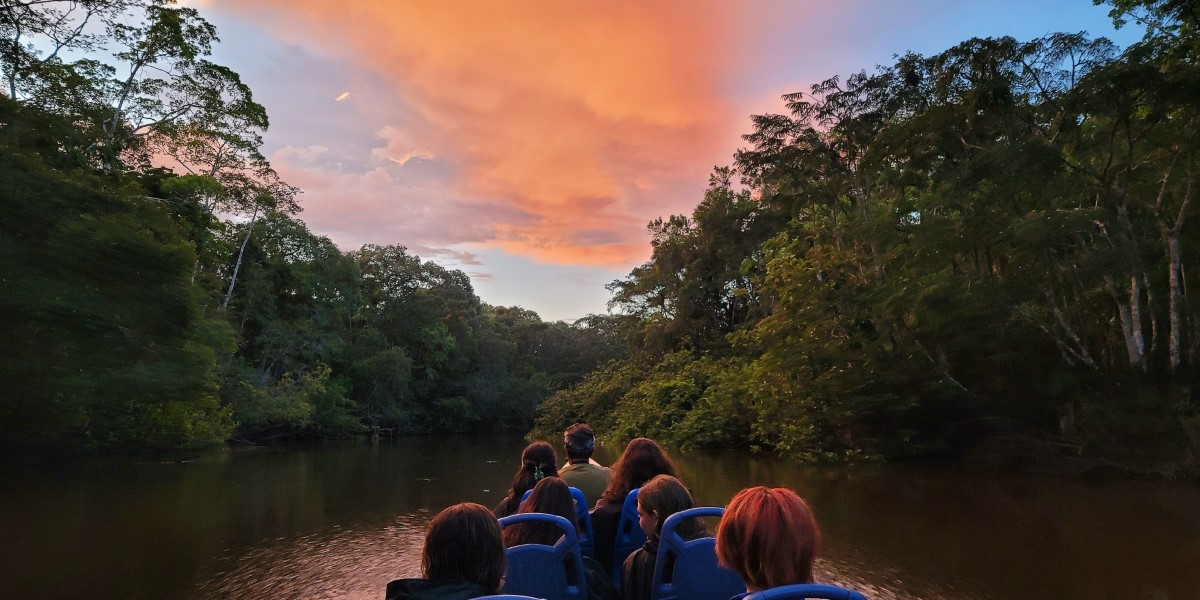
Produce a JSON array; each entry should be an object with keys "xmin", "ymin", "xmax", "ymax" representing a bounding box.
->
[{"xmin": 2, "ymin": 0, "xmax": 1199, "ymax": 480}]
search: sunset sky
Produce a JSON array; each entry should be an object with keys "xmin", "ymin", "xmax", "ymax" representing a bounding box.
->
[{"xmin": 191, "ymin": 0, "xmax": 1138, "ymax": 322}]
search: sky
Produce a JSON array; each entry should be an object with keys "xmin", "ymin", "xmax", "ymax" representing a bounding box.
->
[{"xmin": 186, "ymin": 0, "xmax": 1141, "ymax": 322}]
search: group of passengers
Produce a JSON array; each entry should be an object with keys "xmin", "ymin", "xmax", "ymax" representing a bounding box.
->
[{"xmin": 386, "ymin": 424, "xmax": 826, "ymax": 600}]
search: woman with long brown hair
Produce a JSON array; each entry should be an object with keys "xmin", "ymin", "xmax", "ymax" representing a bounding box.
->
[
  {"xmin": 502, "ymin": 476, "xmax": 620, "ymax": 600},
  {"xmin": 502, "ymin": 476, "xmax": 576, "ymax": 547},
  {"xmin": 493, "ymin": 441, "xmax": 559, "ymax": 518},
  {"xmin": 590, "ymin": 437, "xmax": 680, "ymax": 573}
]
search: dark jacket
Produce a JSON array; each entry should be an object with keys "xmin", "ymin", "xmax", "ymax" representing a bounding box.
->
[
  {"xmin": 385, "ymin": 579, "xmax": 493, "ymax": 600},
  {"xmin": 620, "ymin": 537, "xmax": 659, "ymax": 600},
  {"xmin": 583, "ymin": 555, "xmax": 621, "ymax": 600},
  {"xmin": 620, "ymin": 526, "xmax": 709, "ymax": 600},
  {"xmin": 590, "ymin": 499, "xmax": 624, "ymax": 574}
]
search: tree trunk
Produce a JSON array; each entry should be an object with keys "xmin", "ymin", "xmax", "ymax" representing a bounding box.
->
[
  {"xmin": 222, "ymin": 207, "xmax": 259, "ymax": 310},
  {"xmin": 1106, "ymin": 273, "xmax": 1147, "ymax": 371},
  {"xmin": 1145, "ymin": 274, "xmax": 1158, "ymax": 359},
  {"xmin": 1166, "ymin": 233, "xmax": 1183, "ymax": 369}
]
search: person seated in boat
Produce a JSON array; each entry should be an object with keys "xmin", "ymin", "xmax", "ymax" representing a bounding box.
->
[
  {"xmin": 621, "ymin": 474, "xmax": 706, "ymax": 600},
  {"xmin": 558, "ymin": 423, "xmax": 612, "ymax": 507},
  {"xmin": 715, "ymin": 486, "xmax": 821, "ymax": 594},
  {"xmin": 494, "ymin": 441, "xmax": 559, "ymax": 518},
  {"xmin": 591, "ymin": 437, "xmax": 681, "ymax": 573},
  {"xmin": 503, "ymin": 476, "xmax": 621, "ymax": 600},
  {"xmin": 503, "ymin": 476, "xmax": 577, "ymax": 547},
  {"xmin": 386, "ymin": 502, "xmax": 506, "ymax": 600}
]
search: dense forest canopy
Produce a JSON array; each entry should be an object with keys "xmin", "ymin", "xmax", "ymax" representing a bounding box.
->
[
  {"xmin": 3, "ymin": 0, "xmax": 1198, "ymax": 475},
  {"xmin": 0, "ymin": 0, "xmax": 625, "ymax": 450},
  {"xmin": 534, "ymin": 0, "xmax": 1200, "ymax": 475}
]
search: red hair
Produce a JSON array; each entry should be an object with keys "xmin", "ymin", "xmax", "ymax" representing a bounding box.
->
[{"xmin": 715, "ymin": 487, "xmax": 821, "ymax": 591}]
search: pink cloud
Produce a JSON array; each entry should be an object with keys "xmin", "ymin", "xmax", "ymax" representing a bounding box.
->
[
  {"xmin": 270, "ymin": 142, "xmax": 528, "ymax": 252},
  {"xmin": 211, "ymin": 0, "xmax": 748, "ymax": 268}
]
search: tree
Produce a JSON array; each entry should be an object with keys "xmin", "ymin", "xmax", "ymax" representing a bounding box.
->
[
  {"xmin": 544, "ymin": 26, "xmax": 1200, "ymax": 472},
  {"xmin": 0, "ymin": 95, "xmax": 234, "ymax": 450},
  {"xmin": 1, "ymin": 0, "xmax": 275, "ymax": 172},
  {"xmin": 0, "ymin": 0, "xmax": 134, "ymax": 99}
]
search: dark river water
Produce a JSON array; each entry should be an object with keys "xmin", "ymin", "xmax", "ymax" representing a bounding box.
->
[{"xmin": 1, "ymin": 435, "xmax": 1198, "ymax": 599}]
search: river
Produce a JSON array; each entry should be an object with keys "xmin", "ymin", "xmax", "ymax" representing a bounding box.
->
[{"xmin": 1, "ymin": 435, "xmax": 1197, "ymax": 599}]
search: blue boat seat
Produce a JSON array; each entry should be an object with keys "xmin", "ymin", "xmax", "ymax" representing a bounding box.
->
[
  {"xmin": 740, "ymin": 583, "xmax": 868, "ymax": 600},
  {"xmin": 610, "ymin": 487, "xmax": 645, "ymax": 588},
  {"xmin": 474, "ymin": 596, "xmax": 544, "ymax": 600},
  {"xmin": 649, "ymin": 506, "xmax": 745, "ymax": 600},
  {"xmin": 498, "ymin": 512, "xmax": 588, "ymax": 600},
  {"xmin": 520, "ymin": 486, "xmax": 596, "ymax": 557}
]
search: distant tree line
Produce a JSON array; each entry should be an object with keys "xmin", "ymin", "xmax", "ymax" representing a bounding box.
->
[
  {"xmin": 535, "ymin": 0, "xmax": 1200, "ymax": 476},
  {"xmin": 0, "ymin": 0, "xmax": 625, "ymax": 451}
]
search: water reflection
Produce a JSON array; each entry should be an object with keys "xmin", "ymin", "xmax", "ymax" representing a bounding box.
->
[
  {"xmin": 1, "ymin": 436, "xmax": 1197, "ymax": 600},
  {"xmin": 191, "ymin": 512, "xmax": 428, "ymax": 600}
]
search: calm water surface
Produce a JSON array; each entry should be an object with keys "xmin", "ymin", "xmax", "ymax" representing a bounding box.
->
[{"xmin": 1, "ymin": 435, "xmax": 1197, "ymax": 599}]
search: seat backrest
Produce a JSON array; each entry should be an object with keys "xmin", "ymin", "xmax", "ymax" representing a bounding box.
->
[
  {"xmin": 741, "ymin": 583, "xmax": 868, "ymax": 600},
  {"xmin": 474, "ymin": 596, "xmax": 544, "ymax": 600},
  {"xmin": 649, "ymin": 506, "xmax": 746, "ymax": 600},
  {"xmin": 520, "ymin": 486, "xmax": 596, "ymax": 558},
  {"xmin": 610, "ymin": 487, "xmax": 645, "ymax": 587},
  {"xmin": 498, "ymin": 512, "xmax": 588, "ymax": 600}
]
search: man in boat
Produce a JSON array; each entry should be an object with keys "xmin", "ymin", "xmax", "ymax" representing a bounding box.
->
[{"xmin": 558, "ymin": 422, "xmax": 611, "ymax": 507}]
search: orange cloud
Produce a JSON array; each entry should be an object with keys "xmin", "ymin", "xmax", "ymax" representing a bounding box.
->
[{"xmin": 213, "ymin": 0, "xmax": 742, "ymax": 267}]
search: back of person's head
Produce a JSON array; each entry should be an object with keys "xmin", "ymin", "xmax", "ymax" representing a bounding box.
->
[
  {"xmin": 602, "ymin": 437, "xmax": 678, "ymax": 503},
  {"xmin": 521, "ymin": 441, "xmax": 558, "ymax": 480},
  {"xmin": 423, "ymin": 502, "xmax": 505, "ymax": 593},
  {"xmin": 496, "ymin": 441, "xmax": 561, "ymax": 518},
  {"xmin": 563, "ymin": 423, "xmax": 596, "ymax": 460},
  {"xmin": 508, "ymin": 441, "xmax": 559, "ymax": 495},
  {"xmin": 715, "ymin": 486, "xmax": 821, "ymax": 592},
  {"xmin": 637, "ymin": 474, "xmax": 701, "ymax": 538},
  {"xmin": 503, "ymin": 476, "xmax": 576, "ymax": 547},
  {"xmin": 522, "ymin": 475, "xmax": 575, "ymax": 519}
]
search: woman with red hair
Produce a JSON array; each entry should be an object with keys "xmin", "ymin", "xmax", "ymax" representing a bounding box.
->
[{"xmin": 715, "ymin": 486, "xmax": 822, "ymax": 592}]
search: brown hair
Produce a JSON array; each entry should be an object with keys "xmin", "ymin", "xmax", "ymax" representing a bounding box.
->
[
  {"xmin": 495, "ymin": 441, "xmax": 559, "ymax": 517},
  {"xmin": 503, "ymin": 476, "xmax": 576, "ymax": 547},
  {"xmin": 422, "ymin": 503, "xmax": 506, "ymax": 593},
  {"xmin": 715, "ymin": 487, "xmax": 821, "ymax": 592},
  {"xmin": 637, "ymin": 474, "xmax": 704, "ymax": 538},
  {"xmin": 600, "ymin": 437, "xmax": 678, "ymax": 504},
  {"xmin": 563, "ymin": 423, "xmax": 596, "ymax": 460}
]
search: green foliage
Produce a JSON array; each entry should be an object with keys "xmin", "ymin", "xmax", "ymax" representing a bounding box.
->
[
  {"xmin": 543, "ymin": 19, "xmax": 1200, "ymax": 473},
  {"xmin": 425, "ymin": 396, "xmax": 481, "ymax": 433},
  {"xmin": 0, "ymin": 96, "xmax": 234, "ymax": 450},
  {"xmin": 349, "ymin": 347, "xmax": 413, "ymax": 429},
  {"xmin": 227, "ymin": 363, "xmax": 359, "ymax": 437}
]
